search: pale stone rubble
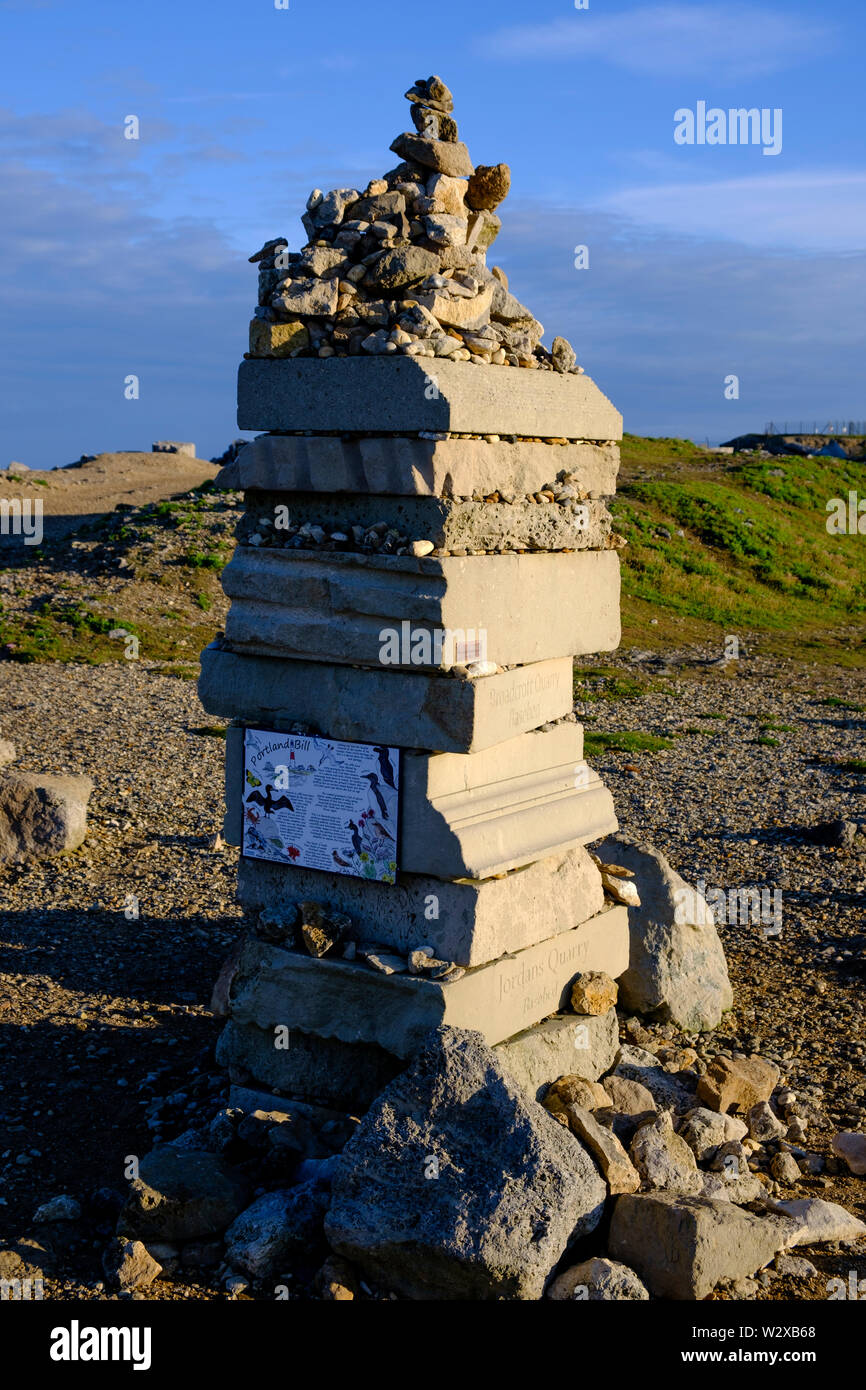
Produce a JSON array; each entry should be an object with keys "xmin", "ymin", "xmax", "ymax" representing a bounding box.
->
[{"xmin": 246, "ymin": 75, "xmax": 578, "ymax": 374}]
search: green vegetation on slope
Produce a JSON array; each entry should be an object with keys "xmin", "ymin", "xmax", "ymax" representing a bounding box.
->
[{"xmin": 614, "ymin": 436, "xmax": 866, "ymax": 664}]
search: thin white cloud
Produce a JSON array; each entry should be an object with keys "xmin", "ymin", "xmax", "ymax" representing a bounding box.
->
[
  {"xmin": 479, "ymin": 3, "xmax": 832, "ymax": 78},
  {"xmin": 597, "ymin": 169, "xmax": 866, "ymax": 252}
]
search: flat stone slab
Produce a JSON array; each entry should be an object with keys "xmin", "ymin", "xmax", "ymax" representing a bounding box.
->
[
  {"xmin": 0, "ymin": 771, "xmax": 93, "ymax": 864},
  {"xmin": 236, "ymin": 843, "xmax": 605, "ymax": 968},
  {"xmin": 240, "ymin": 491, "xmax": 612, "ymax": 553},
  {"xmin": 218, "ymin": 434, "xmax": 620, "ymax": 499},
  {"xmin": 227, "ymin": 905, "xmax": 630, "ymax": 1056},
  {"xmin": 237, "ymin": 358, "xmax": 623, "ymax": 439},
  {"xmin": 217, "ymin": 1026, "xmax": 402, "ymax": 1112},
  {"xmin": 221, "ymin": 548, "xmax": 621, "ymax": 669},
  {"xmin": 199, "ymin": 644, "xmax": 573, "ymax": 754},
  {"xmin": 225, "ymin": 722, "xmax": 618, "ymax": 879},
  {"xmin": 495, "ymin": 1010, "xmax": 619, "ymax": 1102}
]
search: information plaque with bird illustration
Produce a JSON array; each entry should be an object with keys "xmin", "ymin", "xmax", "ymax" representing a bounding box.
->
[{"xmin": 241, "ymin": 728, "xmax": 400, "ymax": 883}]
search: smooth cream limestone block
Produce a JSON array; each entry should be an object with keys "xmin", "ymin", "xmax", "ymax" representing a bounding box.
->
[
  {"xmin": 198, "ymin": 644, "xmax": 573, "ymax": 754},
  {"xmin": 235, "ymin": 843, "xmax": 605, "ymax": 969},
  {"xmin": 221, "ymin": 548, "xmax": 621, "ymax": 669},
  {"xmin": 223, "ymin": 722, "xmax": 619, "ymax": 879},
  {"xmin": 227, "ymin": 904, "xmax": 630, "ymax": 1057},
  {"xmin": 237, "ymin": 357, "xmax": 623, "ymax": 440},
  {"xmin": 217, "ymin": 435, "xmax": 620, "ymax": 499},
  {"xmin": 495, "ymin": 1010, "xmax": 620, "ymax": 1102}
]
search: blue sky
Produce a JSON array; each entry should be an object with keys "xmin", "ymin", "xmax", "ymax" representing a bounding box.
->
[{"xmin": 1, "ymin": 0, "xmax": 864, "ymax": 467}]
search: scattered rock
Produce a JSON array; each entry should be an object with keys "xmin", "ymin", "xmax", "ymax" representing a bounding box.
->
[
  {"xmin": 608, "ymin": 1192, "xmax": 797, "ymax": 1300},
  {"xmin": 33, "ymin": 1195, "xmax": 81, "ymax": 1223},
  {"xmin": 629, "ymin": 1113, "xmax": 702, "ymax": 1194},
  {"xmin": 697, "ymin": 1055, "xmax": 780, "ymax": 1115},
  {"xmin": 832, "ymin": 1130, "xmax": 866, "ymax": 1176},
  {"xmin": 118, "ymin": 1147, "xmax": 250, "ymax": 1242},
  {"xmin": 548, "ymin": 1257, "xmax": 649, "ymax": 1301},
  {"xmin": 570, "ymin": 970, "xmax": 618, "ymax": 1015},
  {"xmin": 678, "ymin": 1108, "xmax": 748, "ymax": 1162},
  {"xmin": 0, "ymin": 771, "xmax": 93, "ymax": 864},
  {"xmin": 103, "ymin": 1238, "xmax": 162, "ymax": 1292},
  {"xmin": 766, "ymin": 1197, "xmax": 866, "ymax": 1248},
  {"xmin": 224, "ymin": 1182, "xmax": 330, "ymax": 1280}
]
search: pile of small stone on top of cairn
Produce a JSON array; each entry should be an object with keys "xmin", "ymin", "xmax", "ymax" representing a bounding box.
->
[{"xmin": 247, "ymin": 73, "xmax": 580, "ymax": 375}]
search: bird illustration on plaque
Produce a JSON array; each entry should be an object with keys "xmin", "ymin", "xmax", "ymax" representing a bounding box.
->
[{"xmin": 242, "ymin": 727, "xmax": 400, "ymax": 883}]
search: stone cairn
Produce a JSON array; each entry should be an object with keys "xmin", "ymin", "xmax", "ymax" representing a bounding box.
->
[{"xmin": 200, "ymin": 74, "xmax": 631, "ymax": 1116}]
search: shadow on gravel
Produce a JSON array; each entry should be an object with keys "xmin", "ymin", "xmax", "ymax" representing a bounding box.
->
[{"xmin": 0, "ymin": 907, "xmax": 240, "ymax": 1005}]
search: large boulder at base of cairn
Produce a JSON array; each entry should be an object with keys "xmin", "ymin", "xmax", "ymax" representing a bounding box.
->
[
  {"xmin": 0, "ymin": 770, "xmax": 93, "ymax": 864},
  {"xmin": 324, "ymin": 1027, "xmax": 607, "ymax": 1300},
  {"xmin": 595, "ymin": 835, "xmax": 732, "ymax": 1031}
]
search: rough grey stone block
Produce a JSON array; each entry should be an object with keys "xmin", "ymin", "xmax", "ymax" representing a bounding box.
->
[
  {"xmin": 218, "ymin": 1026, "xmax": 401, "ymax": 1112},
  {"xmin": 596, "ymin": 835, "xmax": 733, "ymax": 1031},
  {"xmin": 224, "ymin": 722, "xmax": 619, "ymax": 879},
  {"xmin": 241, "ymin": 490, "xmax": 612, "ymax": 552},
  {"xmin": 324, "ymin": 1026, "xmax": 607, "ymax": 1299},
  {"xmin": 0, "ymin": 771, "xmax": 93, "ymax": 863},
  {"xmin": 235, "ymin": 842, "xmax": 605, "ymax": 968},
  {"xmin": 221, "ymin": 547, "xmax": 621, "ymax": 669},
  {"xmin": 218, "ymin": 434, "xmax": 620, "ymax": 499},
  {"xmin": 226, "ymin": 906, "xmax": 629, "ymax": 1057},
  {"xmin": 494, "ymin": 1009, "xmax": 620, "ymax": 1102},
  {"xmin": 199, "ymin": 643, "xmax": 573, "ymax": 753},
  {"xmin": 608, "ymin": 1192, "xmax": 797, "ymax": 1300},
  {"xmin": 237, "ymin": 357, "xmax": 623, "ymax": 439}
]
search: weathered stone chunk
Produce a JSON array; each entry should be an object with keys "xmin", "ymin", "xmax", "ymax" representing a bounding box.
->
[
  {"xmin": 325, "ymin": 1027, "xmax": 607, "ymax": 1299},
  {"xmin": 416, "ymin": 282, "xmax": 493, "ymax": 331},
  {"xmin": 224, "ymin": 1182, "xmax": 330, "ymax": 1279},
  {"xmin": 832, "ymin": 1130, "xmax": 866, "ymax": 1176},
  {"xmin": 118, "ymin": 1148, "xmax": 250, "ymax": 1242},
  {"xmin": 595, "ymin": 835, "xmax": 733, "ymax": 1031},
  {"xmin": 497, "ymin": 1010, "xmax": 619, "ymax": 1102},
  {"xmin": 249, "ymin": 318, "xmax": 309, "ymax": 358},
  {"xmin": 548, "ymin": 1257, "xmax": 649, "ymax": 1301},
  {"xmin": 608, "ymin": 1192, "xmax": 796, "ymax": 1300},
  {"xmin": 571, "ymin": 970, "xmax": 618, "ymax": 1015},
  {"xmin": 696, "ymin": 1055, "xmax": 780, "ymax": 1115},
  {"xmin": 272, "ymin": 276, "xmax": 338, "ymax": 318},
  {"xmin": 566, "ymin": 1105, "xmax": 640, "ymax": 1194},
  {"xmin": 466, "ymin": 162, "xmax": 511, "ymax": 211},
  {"xmin": 362, "ymin": 245, "xmax": 442, "ymax": 294},
  {"xmin": 389, "ymin": 132, "xmax": 474, "ymax": 177},
  {"xmin": 0, "ymin": 771, "xmax": 93, "ymax": 864},
  {"xmin": 629, "ymin": 1113, "xmax": 702, "ymax": 1194}
]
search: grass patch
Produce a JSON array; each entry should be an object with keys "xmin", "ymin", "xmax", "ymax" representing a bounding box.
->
[
  {"xmin": 839, "ymin": 759, "xmax": 866, "ymax": 774},
  {"xmin": 188, "ymin": 725, "xmax": 227, "ymax": 738},
  {"xmin": 819, "ymin": 697, "xmax": 865, "ymax": 713},
  {"xmin": 583, "ymin": 731, "xmax": 674, "ymax": 757},
  {"xmin": 754, "ymin": 735, "xmax": 780, "ymax": 747}
]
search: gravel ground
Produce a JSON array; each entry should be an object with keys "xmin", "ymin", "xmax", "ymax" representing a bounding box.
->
[{"xmin": 0, "ymin": 652, "xmax": 864, "ymax": 1301}]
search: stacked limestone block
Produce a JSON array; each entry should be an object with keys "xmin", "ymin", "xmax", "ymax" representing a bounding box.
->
[{"xmin": 201, "ymin": 77, "xmax": 630, "ymax": 1113}]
